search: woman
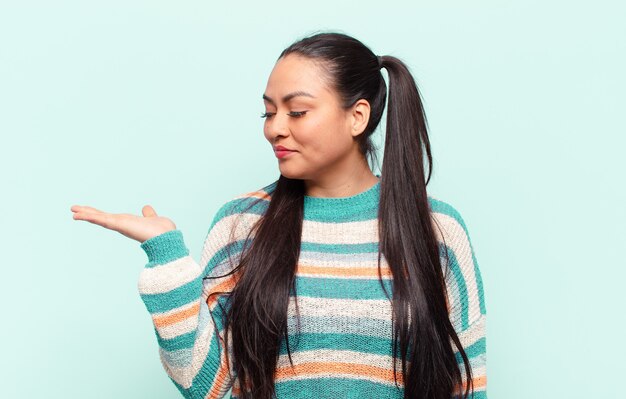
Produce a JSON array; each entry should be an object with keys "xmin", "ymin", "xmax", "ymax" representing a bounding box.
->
[{"xmin": 71, "ymin": 32, "xmax": 487, "ymax": 399}]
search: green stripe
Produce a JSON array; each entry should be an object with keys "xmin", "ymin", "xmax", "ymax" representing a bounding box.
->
[
  {"xmin": 140, "ymin": 275, "xmax": 202, "ymax": 314},
  {"xmin": 455, "ymin": 337, "xmax": 486, "ymax": 361},
  {"xmin": 428, "ymin": 197, "xmax": 470, "ymax": 237},
  {"xmin": 273, "ymin": 377, "xmax": 404, "ymax": 399},
  {"xmin": 210, "ymin": 195, "xmax": 271, "ymax": 230},
  {"xmin": 139, "ymin": 229, "xmax": 189, "ymax": 267},
  {"xmin": 295, "ymin": 275, "xmax": 392, "ymax": 300},
  {"xmin": 452, "ymin": 390, "xmax": 487, "ymax": 399},
  {"xmin": 303, "ymin": 204, "xmax": 378, "ymax": 223},
  {"xmin": 301, "ymin": 241, "xmax": 379, "ymax": 254}
]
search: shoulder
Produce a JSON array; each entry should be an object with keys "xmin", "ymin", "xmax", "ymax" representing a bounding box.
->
[
  {"xmin": 427, "ymin": 195, "xmax": 475, "ymax": 249},
  {"xmin": 428, "ymin": 195, "xmax": 469, "ymax": 232},
  {"xmin": 208, "ymin": 179, "xmax": 278, "ymax": 231}
]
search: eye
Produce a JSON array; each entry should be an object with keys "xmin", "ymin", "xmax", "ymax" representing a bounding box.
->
[
  {"xmin": 288, "ymin": 111, "xmax": 307, "ymax": 118},
  {"xmin": 260, "ymin": 111, "xmax": 308, "ymax": 119},
  {"xmin": 260, "ymin": 112, "xmax": 275, "ymax": 119}
]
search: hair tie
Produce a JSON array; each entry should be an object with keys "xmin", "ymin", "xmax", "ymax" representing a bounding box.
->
[{"xmin": 376, "ymin": 55, "xmax": 384, "ymax": 69}]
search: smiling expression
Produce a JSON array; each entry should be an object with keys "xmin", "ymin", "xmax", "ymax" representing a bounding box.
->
[{"xmin": 262, "ymin": 54, "xmax": 366, "ymax": 180}]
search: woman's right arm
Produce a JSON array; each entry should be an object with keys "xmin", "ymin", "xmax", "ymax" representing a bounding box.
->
[
  {"xmin": 71, "ymin": 201, "xmax": 244, "ymax": 398},
  {"xmin": 137, "ymin": 222, "xmax": 236, "ymax": 399}
]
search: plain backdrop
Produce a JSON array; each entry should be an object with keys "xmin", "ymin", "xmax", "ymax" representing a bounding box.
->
[{"xmin": 1, "ymin": 1, "xmax": 624, "ymax": 398}]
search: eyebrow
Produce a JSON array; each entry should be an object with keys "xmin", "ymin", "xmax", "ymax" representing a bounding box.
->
[{"xmin": 262, "ymin": 91, "xmax": 316, "ymax": 104}]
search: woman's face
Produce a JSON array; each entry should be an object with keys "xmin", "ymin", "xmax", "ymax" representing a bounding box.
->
[{"xmin": 262, "ymin": 54, "xmax": 367, "ymax": 181}]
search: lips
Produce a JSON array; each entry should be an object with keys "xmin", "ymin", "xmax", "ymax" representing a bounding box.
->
[
  {"xmin": 274, "ymin": 145, "xmax": 294, "ymax": 152},
  {"xmin": 273, "ymin": 145, "xmax": 296, "ymax": 159}
]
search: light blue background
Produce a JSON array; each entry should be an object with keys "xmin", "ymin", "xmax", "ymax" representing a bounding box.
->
[{"xmin": 1, "ymin": 1, "xmax": 623, "ymax": 397}]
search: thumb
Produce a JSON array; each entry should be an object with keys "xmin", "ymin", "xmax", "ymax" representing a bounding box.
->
[{"xmin": 142, "ymin": 205, "xmax": 157, "ymax": 217}]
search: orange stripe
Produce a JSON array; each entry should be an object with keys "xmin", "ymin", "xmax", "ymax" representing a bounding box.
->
[
  {"xmin": 453, "ymin": 375, "xmax": 487, "ymax": 393},
  {"xmin": 230, "ymin": 370, "xmax": 247, "ymax": 396},
  {"xmin": 232, "ymin": 368, "xmax": 483, "ymax": 395},
  {"xmin": 152, "ymin": 278, "xmax": 241, "ymax": 329},
  {"xmin": 275, "ymin": 361, "xmax": 404, "ymax": 385},
  {"xmin": 297, "ymin": 264, "xmax": 393, "ymax": 278},
  {"xmin": 153, "ymin": 302, "xmax": 200, "ymax": 328},
  {"xmin": 205, "ymin": 274, "xmax": 239, "ymax": 308}
]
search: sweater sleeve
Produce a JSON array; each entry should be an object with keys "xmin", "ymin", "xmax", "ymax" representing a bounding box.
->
[
  {"xmin": 137, "ymin": 201, "xmax": 250, "ymax": 399},
  {"xmin": 432, "ymin": 202, "xmax": 487, "ymax": 399}
]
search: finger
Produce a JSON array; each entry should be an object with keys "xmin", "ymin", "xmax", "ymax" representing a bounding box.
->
[
  {"xmin": 142, "ymin": 205, "xmax": 157, "ymax": 217},
  {"xmin": 73, "ymin": 211, "xmax": 117, "ymax": 229},
  {"xmin": 71, "ymin": 205, "xmax": 105, "ymax": 214}
]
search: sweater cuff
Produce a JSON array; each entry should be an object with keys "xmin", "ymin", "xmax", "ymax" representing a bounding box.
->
[{"xmin": 140, "ymin": 229, "xmax": 190, "ymax": 267}]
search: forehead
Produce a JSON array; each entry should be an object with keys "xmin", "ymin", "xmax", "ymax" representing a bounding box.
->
[{"xmin": 264, "ymin": 54, "xmax": 335, "ymax": 102}]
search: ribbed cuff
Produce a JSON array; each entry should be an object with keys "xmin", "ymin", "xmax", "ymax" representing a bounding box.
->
[{"xmin": 140, "ymin": 229, "xmax": 190, "ymax": 267}]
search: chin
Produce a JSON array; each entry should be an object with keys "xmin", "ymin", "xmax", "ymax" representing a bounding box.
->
[
  {"xmin": 278, "ymin": 170, "xmax": 302, "ymax": 180},
  {"xmin": 278, "ymin": 165, "xmax": 308, "ymax": 180}
]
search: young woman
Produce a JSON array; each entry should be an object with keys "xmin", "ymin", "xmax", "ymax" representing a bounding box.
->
[{"xmin": 71, "ymin": 32, "xmax": 487, "ymax": 399}]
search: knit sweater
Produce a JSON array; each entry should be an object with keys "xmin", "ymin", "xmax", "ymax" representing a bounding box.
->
[{"xmin": 137, "ymin": 177, "xmax": 487, "ymax": 399}]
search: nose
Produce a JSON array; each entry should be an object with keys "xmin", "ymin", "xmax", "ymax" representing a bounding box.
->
[{"xmin": 264, "ymin": 112, "xmax": 290, "ymax": 143}]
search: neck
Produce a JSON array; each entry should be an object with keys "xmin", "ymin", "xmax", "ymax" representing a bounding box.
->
[{"xmin": 304, "ymin": 160, "xmax": 379, "ymax": 198}]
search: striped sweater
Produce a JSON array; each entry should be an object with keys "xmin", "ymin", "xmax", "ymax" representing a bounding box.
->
[{"xmin": 137, "ymin": 177, "xmax": 487, "ymax": 398}]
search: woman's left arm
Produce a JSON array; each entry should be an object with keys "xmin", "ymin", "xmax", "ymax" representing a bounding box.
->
[{"xmin": 432, "ymin": 202, "xmax": 487, "ymax": 398}]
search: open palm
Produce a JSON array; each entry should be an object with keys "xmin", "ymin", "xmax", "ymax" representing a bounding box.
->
[{"xmin": 70, "ymin": 204, "xmax": 176, "ymax": 243}]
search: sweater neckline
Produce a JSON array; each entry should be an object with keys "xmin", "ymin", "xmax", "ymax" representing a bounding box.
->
[{"xmin": 303, "ymin": 175, "xmax": 381, "ymax": 220}]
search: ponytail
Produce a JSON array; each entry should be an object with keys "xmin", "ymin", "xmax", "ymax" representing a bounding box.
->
[{"xmin": 379, "ymin": 55, "xmax": 474, "ymax": 398}]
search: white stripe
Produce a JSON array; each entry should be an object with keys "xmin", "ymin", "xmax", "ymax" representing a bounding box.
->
[
  {"xmin": 292, "ymin": 296, "xmax": 393, "ymax": 320},
  {"xmin": 302, "ymin": 219, "xmax": 378, "ymax": 244},
  {"xmin": 456, "ymin": 313, "xmax": 486, "ymax": 349},
  {"xmin": 137, "ymin": 256, "xmax": 202, "ymax": 295},
  {"xmin": 152, "ymin": 299, "xmax": 197, "ymax": 317},
  {"xmin": 431, "ymin": 211, "xmax": 482, "ymax": 326},
  {"xmin": 199, "ymin": 212, "xmax": 260, "ymax": 268},
  {"xmin": 159, "ymin": 301, "xmax": 231, "ymax": 389},
  {"xmin": 442, "ymin": 252, "xmax": 463, "ymax": 331},
  {"xmin": 299, "ymin": 250, "xmax": 383, "ymax": 265},
  {"xmin": 298, "ymin": 259, "xmax": 388, "ymax": 269}
]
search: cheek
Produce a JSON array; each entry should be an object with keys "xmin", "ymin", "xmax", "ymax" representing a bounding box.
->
[{"xmin": 305, "ymin": 125, "xmax": 352, "ymax": 160}]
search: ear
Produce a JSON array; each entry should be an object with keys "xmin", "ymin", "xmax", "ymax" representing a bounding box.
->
[{"xmin": 349, "ymin": 99, "xmax": 371, "ymax": 138}]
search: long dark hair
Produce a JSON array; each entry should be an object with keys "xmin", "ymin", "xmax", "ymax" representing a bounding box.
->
[{"xmin": 206, "ymin": 31, "xmax": 474, "ymax": 399}]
